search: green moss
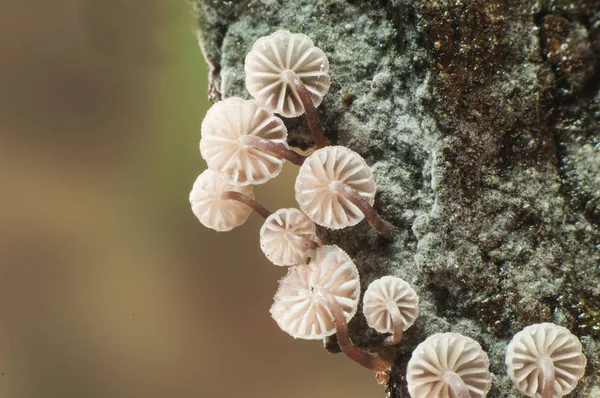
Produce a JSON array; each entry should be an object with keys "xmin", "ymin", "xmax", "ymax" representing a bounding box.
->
[{"xmin": 563, "ymin": 296, "xmax": 600, "ymax": 337}]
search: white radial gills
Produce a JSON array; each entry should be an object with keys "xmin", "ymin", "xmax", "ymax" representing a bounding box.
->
[
  {"xmin": 270, "ymin": 245, "xmax": 360, "ymax": 339},
  {"xmin": 362, "ymin": 276, "xmax": 419, "ymax": 334},
  {"xmin": 200, "ymin": 97, "xmax": 288, "ymax": 186},
  {"xmin": 295, "ymin": 146, "xmax": 376, "ymax": 229},
  {"xmin": 245, "ymin": 30, "xmax": 331, "ymax": 117},
  {"xmin": 505, "ymin": 323, "xmax": 587, "ymax": 397},
  {"xmin": 407, "ymin": 333, "xmax": 491, "ymax": 398},
  {"xmin": 189, "ymin": 169, "xmax": 254, "ymax": 232},
  {"xmin": 260, "ymin": 208, "xmax": 317, "ymax": 266}
]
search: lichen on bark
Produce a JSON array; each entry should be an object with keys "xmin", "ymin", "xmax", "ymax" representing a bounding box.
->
[{"xmin": 193, "ymin": 0, "xmax": 600, "ymax": 396}]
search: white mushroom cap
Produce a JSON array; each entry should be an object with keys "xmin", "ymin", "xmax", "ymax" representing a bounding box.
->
[
  {"xmin": 189, "ymin": 169, "xmax": 255, "ymax": 232},
  {"xmin": 505, "ymin": 323, "xmax": 587, "ymax": 397},
  {"xmin": 295, "ymin": 146, "xmax": 376, "ymax": 229},
  {"xmin": 245, "ymin": 30, "xmax": 331, "ymax": 118},
  {"xmin": 260, "ymin": 208, "xmax": 317, "ymax": 266},
  {"xmin": 270, "ymin": 245, "xmax": 360, "ymax": 339},
  {"xmin": 362, "ymin": 276, "xmax": 419, "ymax": 334},
  {"xmin": 407, "ymin": 332, "xmax": 492, "ymax": 398},
  {"xmin": 200, "ymin": 97, "xmax": 288, "ymax": 186}
]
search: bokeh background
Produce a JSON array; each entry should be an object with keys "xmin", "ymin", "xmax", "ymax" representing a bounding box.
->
[{"xmin": 0, "ymin": 1, "xmax": 382, "ymax": 397}]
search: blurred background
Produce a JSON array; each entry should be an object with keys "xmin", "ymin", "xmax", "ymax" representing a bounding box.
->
[{"xmin": 0, "ymin": 1, "xmax": 381, "ymax": 397}]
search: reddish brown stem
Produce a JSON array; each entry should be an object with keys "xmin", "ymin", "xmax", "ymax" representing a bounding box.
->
[
  {"xmin": 540, "ymin": 356, "xmax": 555, "ymax": 398},
  {"xmin": 239, "ymin": 135, "xmax": 306, "ymax": 166},
  {"xmin": 383, "ymin": 303, "xmax": 404, "ymax": 346},
  {"xmin": 319, "ymin": 289, "xmax": 392, "ymax": 373},
  {"xmin": 284, "ymin": 70, "xmax": 329, "ymax": 149},
  {"xmin": 329, "ymin": 181, "xmax": 392, "ymax": 236},
  {"xmin": 220, "ymin": 191, "xmax": 271, "ymax": 219},
  {"xmin": 443, "ymin": 372, "xmax": 471, "ymax": 398}
]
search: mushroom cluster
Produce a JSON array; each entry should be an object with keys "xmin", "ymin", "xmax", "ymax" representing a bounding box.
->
[
  {"xmin": 191, "ymin": 30, "xmax": 389, "ymax": 239},
  {"xmin": 190, "ymin": 29, "xmax": 408, "ymax": 382},
  {"xmin": 190, "ymin": 30, "xmax": 589, "ymax": 395}
]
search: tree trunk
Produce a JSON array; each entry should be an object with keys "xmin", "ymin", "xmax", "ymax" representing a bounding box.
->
[{"xmin": 194, "ymin": 0, "xmax": 600, "ymax": 396}]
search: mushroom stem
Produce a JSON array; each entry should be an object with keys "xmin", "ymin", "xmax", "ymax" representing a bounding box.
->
[
  {"xmin": 318, "ymin": 288, "xmax": 393, "ymax": 373},
  {"xmin": 540, "ymin": 355, "xmax": 555, "ymax": 398},
  {"xmin": 220, "ymin": 191, "xmax": 271, "ymax": 219},
  {"xmin": 284, "ymin": 70, "xmax": 329, "ymax": 149},
  {"xmin": 329, "ymin": 181, "xmax": 392, "ymax": 236},
  {"xmin": 239, "ymin": 135, "xmax": 306, "ymax": 166},
  {"xmin": 443, "ymin": 371, "xmax": 471, "ymax": 398},
  {"xmin": 383, "ymin": 302, "xmax": 404, "ymax": 346}
]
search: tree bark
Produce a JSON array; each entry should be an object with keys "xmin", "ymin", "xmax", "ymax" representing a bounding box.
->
[{"xmin": 194, "ymin": 0, "xmax": 600, "ymax": 396}]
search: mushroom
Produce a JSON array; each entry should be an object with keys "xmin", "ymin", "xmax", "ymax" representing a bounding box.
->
[
  {"xmin": 189, "ymin": 169, "xmax": 271, "ymax": 232},
  {"xmin": 407, "ymin": 332, "xmax": 492, "ymax": 398},
  {"xmin": 200, "ymin": 97, "xmax": 305, "ymax": 186},
  {"xmin": 362, "ymin": 276, "xmax": 419, "ymax": 346},
  {"xmin": 259, "ymin": 208, "xmax": 319, "ymax": 266},
  {"xmin": 295, "ymin": 146, "xmax": 391, "ymax": 235},
  {"xmin": 270, "ymin": 245, "xmax": 360, "ymax": 339},
  {"xmin": 245, "ymin": 30, "xmax": 330, "ymax": 148},
  {"xmin": 270, "ymin": 245, "xmax": 392, "ymax": 373},
  {"xmin": 505, "ymin": 323, "xmax": 587, "ymax": 398}
]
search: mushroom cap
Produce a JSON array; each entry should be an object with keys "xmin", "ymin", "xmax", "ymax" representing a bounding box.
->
[
  {"xmin": 362, "ymin": 276, "xmax": 419, "ymax": 334},
  {"xmin": 407, "ymin": 332, "xmax": 492, "ymax": 398},
  {"xmin": 189, "ymin": 169, "xmax": 255, "ymax": 232},
  {"xmin": 270, "ymin": 245, "xmax": 361, "ymax": 339},
  {"xmin": 245, "ymin": 30, "xmax": 331, "ymax": 118},
  {"xmin": 200, "ymin": 97, "xmax": 288, "ymax": 186},
  {"xmin": 295, "ymin": 146, "xmax": 376, "ymax": 229},
  {"xmin": 260, "ymin": 208, "xmax": 317, "ymax": 266},
  {"xmin": 505, "ymin": 323, "xmax": 587, "ymax": 398}
]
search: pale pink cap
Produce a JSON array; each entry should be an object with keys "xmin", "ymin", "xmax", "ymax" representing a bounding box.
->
[
  {"xmin": 362, "ymin": 276, "xmax": 419, "ymax": 334},
  {"xmin": 200, "ymin": 97, "xmax": 288, "ymax": 186},
  {"xmin": 505, "ymin": 323, "xmax": 586, "ymax": 397},
  {"xmin": 270, "ymin": 245, "xmax": 360, "ymax": 339},
  {"xmin": 407, "ymin": 333, "xmax": 492, "ymax": 398},
  {"xmin": 295, "ymin": 146, "xmax": 376, "ymax": 229},
  {"xmin": 189, "ymin": 169, "xmax": 254, "ymax": 232},
  {"xmin": 260, "ymin": 208, "xmax": 317, "ymax": 266},
  {"xmin": 245, "ymin": 30, "xmax": 330, "ymax": 118}
]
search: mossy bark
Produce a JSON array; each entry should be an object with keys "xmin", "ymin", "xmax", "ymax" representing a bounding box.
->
[{"xmin": 194, "ymin": 0, "xmax": 600, "ymax": 396}]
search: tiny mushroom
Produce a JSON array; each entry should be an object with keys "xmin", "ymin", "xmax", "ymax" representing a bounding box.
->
[
  {"xmin": 363, "ymin": 276, "xmax": 419, "ymax": 346},
  {"xmin": 295, "ymin": 146, "xmax": 391, "ymax": 235},
  {"xmin": 270, "ymin": 245, "xmax": 360, "ymax": 339},
  {"xmin": 200, "ymin": 97, "xmax": 305, "ymax": 186},
  {"xmin": 245, "ymin": 30, "xmax": 330, "ymax": 148},
  {"xmin": 190, "ymin": 169, "xmax": 271, "ymax": 232},
  {"xmin": 259, "ymin": 208, "xmax": 319, "ymax": 266},
  {"xmin": 407, "ymin": 332, "xmax": 492, "ymax": 398},
  {"xmin": 270, "ymin": 245, "xmax": 392, "ymax": 373},
  {"xmin": 505, "ymin": 323, "xmax": 587, "ymax": 398}
]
